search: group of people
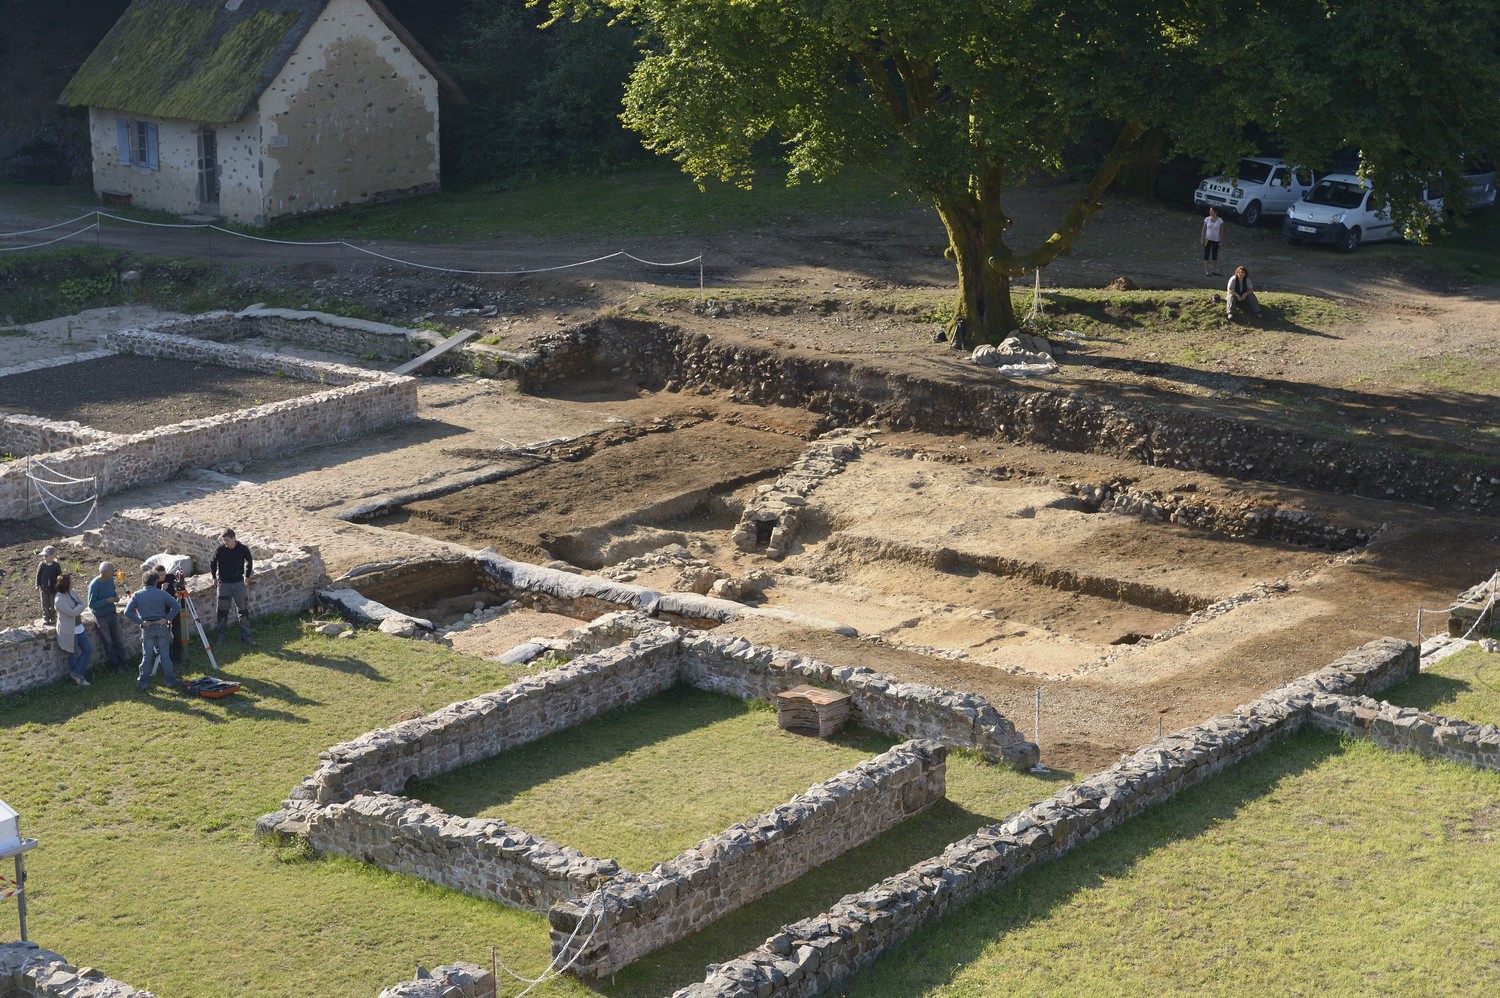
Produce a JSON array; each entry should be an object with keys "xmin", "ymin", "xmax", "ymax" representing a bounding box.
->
[
  {"xmin": 1200, "ymin": 207, "xmax": 1263, "ymax": 321},
  {"xmin": 35, "ymin": 528, "xmax": 257, "ymax": 693}
]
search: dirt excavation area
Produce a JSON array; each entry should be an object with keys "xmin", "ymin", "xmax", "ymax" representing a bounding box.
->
[{"xmin": 4, "ymin": 182, "xmax": 1499, "ymax": 776}]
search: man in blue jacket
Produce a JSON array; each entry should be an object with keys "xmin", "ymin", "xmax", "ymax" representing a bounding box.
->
[
  {"xmin": 86, "ymin": 561, "xmax": 129, "ymax": 673},
  {"xmin": 124, "ymin": 572, "xmax": 183, "ymax": 692}
]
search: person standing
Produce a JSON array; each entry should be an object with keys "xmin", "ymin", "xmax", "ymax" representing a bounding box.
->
[
  {"xmin": 210, "ymin": 528, "xmax": 256, "ymax": 646},
  {"xmin": 125, "ymin": 572, "xmax": 183, "ymax": 692},
  {"xmin": 153, "ymin": 564, "xmax": 189, "ymax": 670},
  {"xmin": 87, "ymin": 561, "xmax": 130, "ymax": 672},
  {"xmin": 1226, "ymin": 265, "xmax": 1263, "ymax": 320},
  {"xmin": 1202, "ymin": 207, "xmax": 1224, "ymax": 276},
  {"xmin": 54, "ymin": 574, "xmax": 92, "ymax": 687},
  {"xmin": 35, "ymin": 545, "xmax": 62, "ymax": 626}
]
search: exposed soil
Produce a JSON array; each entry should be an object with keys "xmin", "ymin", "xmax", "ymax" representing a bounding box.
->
[
  {"xmin": 4, "ymin": 182, "xmax": 1499, "ymax": 775},
  {"xmin": 0, "ymin": 355, "xmax": 335, "ymax": 434},
  {"xmin": 0, "ymin": 517, "xmax": 119, "ymax": 627}
]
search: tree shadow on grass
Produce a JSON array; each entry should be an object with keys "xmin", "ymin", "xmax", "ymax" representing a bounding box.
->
[
  {"xmin": 603, "ymin": 729, "xmax": 1343, "ymax": 998},
  {"xmin": 271, "ymin": 646, "xmax": 390, "ymax": 683},
  {"xmin": 1379, "ymin": 671, "xmax": 1474, "ymax": 714}
]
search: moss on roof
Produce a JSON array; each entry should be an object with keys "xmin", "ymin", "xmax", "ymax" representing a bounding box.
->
[{"xmin": 59, "ymin": 0, "xmax": 316, "ymax": 122}]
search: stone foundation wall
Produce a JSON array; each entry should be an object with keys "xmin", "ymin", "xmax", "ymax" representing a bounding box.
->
[
  {"xmin": 672, "ymin": 638, "xmax": 1416, "ymax": 998},
  {"xmin": 0, "ymin": 414, "xmax": 111, "ymax": 459},
  {"xmin": 550, "ymin": 741, "xmax": 947, "ymax": 979},
  {"xmin": 0, "ymin": 330, "xmax": 417, "ymax": 520},
  {"xmin": 0, "ymin": 943, "xmax": 154, "ymax": 998},
  {"xmin": 1310, "ymin": 695, "xmax": 1500, "ymax": 770},
  {"xmin": 305, "ymin": 794, "xmax": 621, "ymax": 912},
  {"xmin": 1447, "ymin": 573, "xmax": 1499, "ymax": 638},
  {"xmin": 679, "ymin": 631, "xmax": 1038, "ymax": 768},
  {"xmin": 296, "ymin": 631, "xmax": 682, "ymax": 807}
]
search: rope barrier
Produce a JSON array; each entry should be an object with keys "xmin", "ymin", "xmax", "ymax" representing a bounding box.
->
[
  {"xmin": 27, "ymin": 457, "xmax": 96, "ymax": 485},
  {"xmin": 0, "ymin": 211, "xmax": 99, "ymax": 238},
  {"xmin": 491, "ymin": 888, "xmax": 608, "ymax": 995},
  {"xmin": 1416, "ymin": 570, "xmax": 1499, "ymax": 643},
  {"xmin": 3, "ymin": 208, "xmax": 704, "ymax": 278},
  {"xmin": 0, "ymin": 223, "xmax": 100, "ymax": 253},
  {"xmin": 25, "ymin": 457, "xmax": 99, "ymax": 532}
]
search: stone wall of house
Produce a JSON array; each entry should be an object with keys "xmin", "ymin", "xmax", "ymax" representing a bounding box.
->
[
  {"xmin": 305, "ymin": 794, "xmax": 621, "ymax": 913},
  {"xmin": 671, "ymin": 638, "xmax": 1417, "ymax": 998},
  {"xmin": 1310, "ymin": 694, "xmax": 1500, "ymax": 770},
  {"xmin": 549, "ymin": 741, "xmax": 947, "ymax": 979},
  {"xmin": 0, "ymin": 330, "xmax": 416, "ymax": 520},
  {"xmin": 0, "ymin": 942, "xmax": 154, "ymax": 998},
  {"xmin": 0, "ymin": 511, "xmax": 326, "ymax": 697},
  {"xmin": 679, "ymin": 631, "xmax": 1039, "ymax": 768}
]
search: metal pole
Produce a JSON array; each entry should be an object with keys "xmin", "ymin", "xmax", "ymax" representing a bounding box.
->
[
  {"xmin": 14, "ymin": 853, "xmax": 27, "ymax": 942},
  {"xmin": 1034, "ymin": 686, "xmax": 1041, "ymax": 746}
]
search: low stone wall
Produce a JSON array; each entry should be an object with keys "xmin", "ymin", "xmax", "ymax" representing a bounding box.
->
[
  {"xmin": 283, "ymin": 630, "xmax": 682, "ymax": 809},
  {"xmin": 0, "ymin": 414, "xmax": 111, "ymax": 459},
  {"xmin": 731, "ymin": 433, "xmax": 862, "ymax": 559},
  {"xmin": 1447, "ymin": 572, "xmax": 1499, "ymax": 638},
  {"xmin": 305, "ymin": 794, "xmax": 621, "ymax": 912},
  {"xmin": 0, "ymin": 328, "xmax": 416, "ymax": 519},
  {"xmin": 0, "ymin": 942, "xmax": 154, "ymax": 998},
  {"xmin": 1310, "ymin": 695, "xmax": 1500, "ymax": 770},
  {"xmin": 0, "ymin": 511, "xmax": 326, "ymax": 697},
  {"xmin": 680, "ymin": 631, "xmax": 1038, "ymax": 768},
  {"xmin": 377, "ymin": 962, "xmax": 496, "ymax": 998},
  {"xmin": 550, "ymin": 740, "xmax": 946, "ymax": 979},
  {"xmin": 672, "ymin": 638, "xmax": 1416, "ymax": 998}
]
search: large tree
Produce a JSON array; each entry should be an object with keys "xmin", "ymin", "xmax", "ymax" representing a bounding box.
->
[{"xmin": 553, "ymin": 0, "xmax": 1500, "ymax": 344}]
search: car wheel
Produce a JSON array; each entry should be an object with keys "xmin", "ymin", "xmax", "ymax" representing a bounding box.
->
[
  {"xmin": 1340, "ymin": 227, "xmax": 1361, "ymax": 252},
  {"xmin": 1241, "ymin": 201, "xmax": 1262, "ymax": 227}
]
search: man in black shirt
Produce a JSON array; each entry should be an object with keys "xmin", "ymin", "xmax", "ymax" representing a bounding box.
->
[{"xmin": 209, "ymin": 528, "xmax": 256, "ymax": 646}]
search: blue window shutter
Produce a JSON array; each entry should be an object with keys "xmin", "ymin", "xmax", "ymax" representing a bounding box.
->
[
  {"xmin": 117, "ymin": 119, "xmax": 131, "ymax": 165},
  {"xmin": 146, "ymin": 123, "xmax": 159, "ymax": 170}
]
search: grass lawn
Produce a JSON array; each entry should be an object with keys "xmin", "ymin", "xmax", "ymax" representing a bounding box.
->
[
  {"xmin": 1382, "ymin": 644, "xmax": 1500, "ymax": 727},
  {"xmin": 845, "ymin": 729, "xmax": 1500, "ymax": 998}
]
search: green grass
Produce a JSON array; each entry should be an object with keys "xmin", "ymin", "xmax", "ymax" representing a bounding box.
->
[
  {"xmin": 1382, "ymin": 644, "xmax": 1500, "ymax": 727},
  {"xmin": 1355, "ymin": 345, "xmax": 1500, "ymax": 397},
  {"xmin": 1424, "ymin": 208, "xmax": 1500, "ymax": 282},
  {"xmin": 261, "ymin": 163, "xmax": 913, "ymax": 242},
  {"xmin": 0, "ymin": 616, "xmax": 594, "ymax": 998},
  {"xmin": 846, "ymin": 729, "xmax": 1500, "ymax": 998}
]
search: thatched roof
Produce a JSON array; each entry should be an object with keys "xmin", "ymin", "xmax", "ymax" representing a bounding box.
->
[{"xmin": 59, "ymin": 0, "xmax": 462, "ymax": 122}]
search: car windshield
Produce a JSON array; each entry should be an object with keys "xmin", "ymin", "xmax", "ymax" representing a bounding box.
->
[
  {"xmin": 1306, "ymin": 180, "xmax": 1366, "ymax": 209},
  {"xmin": 1235, "ymin": 159, "xmax": 1273, "ymax": 184}
]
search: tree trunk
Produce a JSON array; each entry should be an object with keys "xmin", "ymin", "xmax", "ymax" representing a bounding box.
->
[{"xmin": 936, "ymin": 185, "xmax": 1016, "ymax": 347}]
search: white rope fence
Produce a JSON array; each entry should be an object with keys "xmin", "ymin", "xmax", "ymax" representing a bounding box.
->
[
  {"xmin": 490, "ymin": 887, "xmax": 609, "ymax": 996},
  {"xmin": 24, "ymin": 456, "xmax": 99, "ymax": 531},
  {"xmin": 0, "ymin": 210, "xmax": 705, "ymax": 286},
  {"xmin": 1416, "ymin": 570, "xmax": 1500, "ymax": 643}
]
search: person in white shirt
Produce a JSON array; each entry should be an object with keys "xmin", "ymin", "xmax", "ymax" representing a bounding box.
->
[
  {"xmin": 1226, "ymin": 265, "xmax": 1262, "ymax": 320},
  {"xmin": 1201, "ymin": 207, "xmax": 1224, "ymax": 276}
]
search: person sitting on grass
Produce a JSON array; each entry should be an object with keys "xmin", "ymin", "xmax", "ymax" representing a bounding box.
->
[{"xmin": 1227, "ymin": 265, "xmax": 1263, "ymax": 321}]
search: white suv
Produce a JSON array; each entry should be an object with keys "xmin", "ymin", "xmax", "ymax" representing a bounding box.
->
[
  {"xmin": 1194, "ymin": 157, "xmax": 1319, "ymax": 226},
  {"xmin": 1282, "ymin": 173, "xmax": 1442, "ymax": 252}
]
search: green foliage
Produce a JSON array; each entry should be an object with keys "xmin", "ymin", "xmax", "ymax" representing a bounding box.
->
[
  {"xmin": 57, "ymin": 273, "xmax": 115, "ymax": 308},
  {"xmin": 440, "ymin": 2, "xmax": 646, "ymax": 185},
  {"xmin": 0, "ymin": 327, "xmax": 27, "ymax": 336}
]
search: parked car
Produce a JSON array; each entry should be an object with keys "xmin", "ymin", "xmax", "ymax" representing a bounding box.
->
[
  {"xmin": 1461, "ymin": 158, "xmax": 1496, "ymax": 209},
  {"xmin": 1194, "ymin": 157, "xmax": 1319, "ymax": 226},
  {"xmin": 1282, "ymin": 173, "xmax": 1442, "ymax": 251}
]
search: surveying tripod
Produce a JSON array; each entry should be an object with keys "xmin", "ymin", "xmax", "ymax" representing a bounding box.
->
[{"xmin": 169, "ymin": 572, "xmax": 220, "ymax": 673}]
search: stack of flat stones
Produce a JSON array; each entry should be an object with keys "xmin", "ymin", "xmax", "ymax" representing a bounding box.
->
[{"xmin": 776, "ymin": 685, "xmax": 852, "ymax": 737}]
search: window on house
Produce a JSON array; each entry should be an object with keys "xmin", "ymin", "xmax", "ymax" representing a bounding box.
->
[{"xmin": 115, "ymin": 119, "xmax": 160, "ymax": 171}]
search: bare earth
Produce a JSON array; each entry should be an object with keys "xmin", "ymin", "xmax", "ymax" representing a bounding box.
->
[{"xmin": 3, "ymin": 182, "xmax": 1499, "ymax": 775}]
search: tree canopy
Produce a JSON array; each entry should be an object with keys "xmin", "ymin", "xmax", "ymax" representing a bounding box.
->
[{"xmin": 552, "ymin": 0, "xmax": 1500, "ymax": 343}]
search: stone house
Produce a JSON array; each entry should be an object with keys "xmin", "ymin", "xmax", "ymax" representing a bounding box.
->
[{"xmin": 58, "ymin": 0, "xmax": 462, "ymax": 226}]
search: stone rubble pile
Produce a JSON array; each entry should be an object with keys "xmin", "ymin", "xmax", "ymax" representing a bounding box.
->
[
  {"xmin": 376, "ymin": 961, "xmax": 495, "ymax": 998},
  {"xmin": 732, "ymin": 431, "xmax": 864, "ymax": 559},
  {"xmin": 0, "ymin": 943, "xmax": 155, "ymax": 998}
]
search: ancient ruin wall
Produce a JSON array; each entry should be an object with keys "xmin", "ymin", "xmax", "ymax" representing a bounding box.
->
[
  {"xmin": 1310, "ymin": 695, "xmax": 1500, "ymax": 770},
  {"xmin": 679, "ymin": 631, "xmax": 1039, "ymax": 768},
  {"xmin": 549, "ymin": 740, "xmax": 947, "ymax": 979},
  {"xmin": 305, "ymin": 794, "xmax": 621, "ymax": 912},
  {"xmin": 296, "ymin": 631, "xmax": 682, "ymax": 807},
  {"xmin": 0, "ymin": 331, "xmax": 416, "ymax": 520},
  {"xmin": 376, "ymin": 962, "xmax": 495, "ymax": 998},
  {"xmin": 673, "ymin": 638, "xmax": 1418, "ymax": 998}
]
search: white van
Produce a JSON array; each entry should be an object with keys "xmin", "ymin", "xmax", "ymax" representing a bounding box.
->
[
  {"xmin": 1194, "ymin": 157, "xmax": 1318, "ymax": 226},
  {"xmin": 1282, "ymin": 173, "xmax": 1442, "ymax": 251}
]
